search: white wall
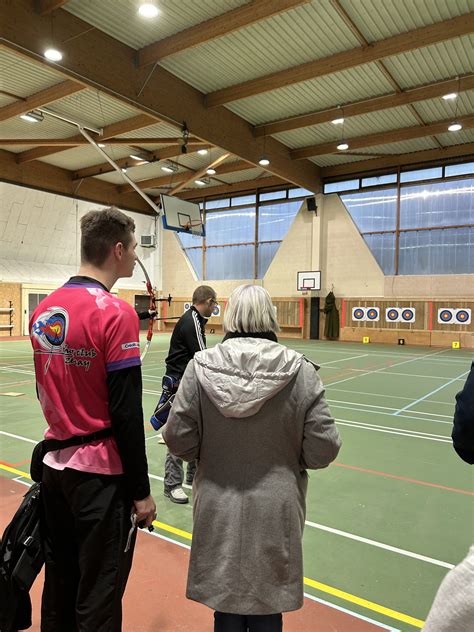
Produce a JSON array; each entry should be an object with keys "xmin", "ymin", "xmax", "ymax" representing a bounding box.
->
[{"xmin": 0, "ymin": 182, "xmax": 160, "ymax": 290}]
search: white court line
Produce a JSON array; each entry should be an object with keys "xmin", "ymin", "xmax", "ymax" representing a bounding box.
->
[
  {"xmin": 336, "ymin": 419, "xmax": 451, "ymax": 443},
  {"xmin": 328, "ymin": 398, "xmax": 452, "ymax": 417},
  {"xmin": 330, "ymin": 404, "xmax": 452, "ymax": 425},
  {"xmin": 324, "ymin": 367, "xmax": 466, "ymax": 382},
  {"xmin": 0, "ymin": 430, "xmax": 37, "ymax": 444},
  {"xmin": 305, "ymin": 520, "xmax": 454, "ymax": 570},
  {"xmin": 0, "ymin": 367, "xmax": 35, "ymax": 376},
  {"xmin": 393, "ymin": 369, "xmax": 469, "ymax": 416},
  {"xmin": 329, "ymin": 387, "xmax": 456, "ymax": 406},
  {"xmin": 326, "ymin": 348, "xmax": 449, "ymax": 388},
  {"xmin": 319, "ymin": 353, "xmax": 369, "ymax": 366}
]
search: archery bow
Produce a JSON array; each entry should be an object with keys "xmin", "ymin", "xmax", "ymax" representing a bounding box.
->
[{"xmin": 136, "ymin": 258, "xmax": 156, "ymax": 362}]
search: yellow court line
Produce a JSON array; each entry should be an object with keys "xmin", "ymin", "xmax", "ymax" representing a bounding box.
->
[{"xmin": 0, "ymin": 464, "xmax": 424, "ymax": 629}]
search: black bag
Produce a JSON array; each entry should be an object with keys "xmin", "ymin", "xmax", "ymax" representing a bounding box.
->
[{"xmin": 0, "ymin": 483, "xmax": 42, "ymax": 632}]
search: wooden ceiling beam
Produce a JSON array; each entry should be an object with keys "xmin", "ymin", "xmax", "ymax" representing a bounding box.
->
[
  {"xmin": 4, "ymin": 137, "xmax": 204, "ymax": 146},
  {"xmin": 0, "ymin": 80, "xmax": 85, "ymax": 122},
  {"xmin": 138, "ymin": 0, "xmax": 310, "ymax": 66},
  {"xmin": 291, "ymin": 115, "xmax": 474, "ymax": 159},
  {"xmin": 3, "ymin": 1, "xmax": 320, "ymax": 192},
  {"xmin": 0, "ymin": 148, "xmax": 155, "ymax": 214},
  {"xmin": 73, "ymin": 145, "xmax": 209, "ymax": 180},
  {"xmin": 170, "ymin": 153, "xmax": 231, "ymax": 195},
  {"xmin": 206, "ymin": 13, "xmax": 474, "ymax": 106},
  {"xmin": 15, "ymin": 113, "xmax": 158, "ymax": 163},
  {"xmin": 321, "ymin": 143, "xmax": 474, "ymax": 178},
  {"xmin": 176, "ymin": 176, "xmax": 288, "ymax": 200},
  {"xmin": 118, "ymin": 159, "xmax": 252, "ymax": 194},
  {"xmin": 254, "ymin": 74, "xmax": 474, "ymax": 136},
  {"xmin": 36, "ymin": 0, "xmax": 68, "ymax": 15}
]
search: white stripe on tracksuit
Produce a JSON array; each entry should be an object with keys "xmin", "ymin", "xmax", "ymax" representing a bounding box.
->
[{"xmin": 192, "ymin": 311, "xmax": 206, "ymax": 351}]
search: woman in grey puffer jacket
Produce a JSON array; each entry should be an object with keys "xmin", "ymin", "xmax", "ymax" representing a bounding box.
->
[{"xmin": 163, "ymin": 285, "xmax": 341, "ymax": 632}]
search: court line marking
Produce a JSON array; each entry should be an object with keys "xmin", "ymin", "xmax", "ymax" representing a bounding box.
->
[
  {"xmin": 328, "ymin": 404, "xmax": 453, "ymax": 426},
  {"xmin": 304, "ymin": 520, "xmax": 454, "ymax": 570},
  {"xmin": 324, "ymin": 367, "xmax": 467, "ymax": 382},
  {"xmin": 334, "ymin": 463, "xmax": 474, "ymax": 497},
  {"xmin": 328, "ymin": 398, "xmax": 453, "ymax": 419},
  {"xmin": 319, "ymin": 353, "xmax": 369, "ymax": 366},
  {"xmin": 329, "ymin": 387, "xmax": 458, "ymax": 405},
  {"xmin": 336, "ymin": 419, "xmax": 451, "ymax": 443},
  {"xmin": 325, "ymin": 349, "xmax": 450, "ymax": 388},
  {"xmin": 393, "ymin": 369, "xmax": 469, "ymax": 416},
  {"xmin": 0, "ymin": 467, "xmax": 423, "ymax": 629}
]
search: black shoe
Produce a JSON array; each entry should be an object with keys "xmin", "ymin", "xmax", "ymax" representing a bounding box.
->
[{"xmin": 185, "ymin": 476, "xmax": 194, "ymax": 485}]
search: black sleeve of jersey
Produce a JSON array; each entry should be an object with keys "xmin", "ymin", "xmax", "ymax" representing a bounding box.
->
[
  {"xmin": 183, "ymin": 313, "xmax": 205, "ymax": 356},
  {"xmin": 107, "ymin": 366, "xmax": 151, "ymax": 500},
  {"xmin": 452, "ymin": 362, "xmax": 474, "ymax": 464}
]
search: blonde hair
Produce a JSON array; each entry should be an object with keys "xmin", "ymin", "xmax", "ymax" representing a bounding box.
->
[{"xmin": 223, "ymin": 285, "xmax": 280, "ymax": 334}]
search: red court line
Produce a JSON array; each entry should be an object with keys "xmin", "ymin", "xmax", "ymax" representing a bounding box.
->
[
  {"xmin": 341, "ymin": 299, "xmax": 346, "ymax": 328},
  {"xmin": 429, "ymin": 302, "xmax": 433, "ymax": 331},
  {"xmin": 335, "ymin": 462, "xmax": 474, "ymax": 496}
]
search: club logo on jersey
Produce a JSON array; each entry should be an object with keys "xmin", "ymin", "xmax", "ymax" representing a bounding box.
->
[{"xmin": 32, "ymin": 307, "xmax": 69, "ymax": 351}]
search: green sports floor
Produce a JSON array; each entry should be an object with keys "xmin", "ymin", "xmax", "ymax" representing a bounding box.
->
[{"xmin": 1, "ymin": 335, "xmax": 473, "ymax": 631}]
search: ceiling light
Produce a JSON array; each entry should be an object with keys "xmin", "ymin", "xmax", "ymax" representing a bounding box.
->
[
  {"xmin": 337, "ymin": 142, "xmax": 349, "ymax": 151},
  {"xmin": 442, "ymin": 93, "xmax": 457, "ymax": 100},
  {"xmin": 448, "ymin": 122, "xmax": 462, "ymax": 132},
  {"xmin": 138, "ymin": 3, "xmax": 159, "ymax": 18},
  {"xmin": 258, "ymin": 156, "xmax": 270, "ymax": 166},
  {"xmin": 130, "ymin": 153, "xmax": 150, "ymax": 163},
  {"xmin": 332, "ymin": 117, "xmax": 344, "ymax": 125},
  {"xmin": 44, "ymin": 48, "xmax": 63, "ymax": 62},
  {"xmin": 195, "ymin": 179, "xmax": 207, "ymax": 186},
  {"xmin": 206, "ymin": 168, "xmax": 216, "ymax": 175},
  {"xmin": 98, "ymin": 143, "xmax": 106, "ymax": 148},
  {"xmin": 121, "ymin": 168, "xmax": 127, "ymax": 173},
  {"xmin": 20, "ymin": 110, "xmax": 44, "ymax": 123},
  {"xmin": 161, "ymin": 162, "xmax": 178, "ymax": 173},
  {"xmin": 197, "ymin": 148, "xmax": 208, "ymax": 155}
]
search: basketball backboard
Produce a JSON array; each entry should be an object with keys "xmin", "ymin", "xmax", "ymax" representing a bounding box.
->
[
  {"xmin": 161, "ymin": 194, "xmax": 205, "ymax": 236},
  {"xmin": 297, "ymin": 271, "xmax": 321, "ymax": 291}
]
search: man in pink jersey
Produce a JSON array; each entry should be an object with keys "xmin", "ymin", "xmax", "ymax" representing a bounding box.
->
[{"xmin": 30, "ymin": 207, "xmax": 156, "ymax": 631}]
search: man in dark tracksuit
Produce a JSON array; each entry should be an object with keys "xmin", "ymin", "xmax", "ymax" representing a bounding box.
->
[
  {"xmin": 151, "ymin": 285, "xmax": 217, "ymax": 503},
  {"xmin": 452, "ymin": 361, "xmax": 474, "ymax": 464}
]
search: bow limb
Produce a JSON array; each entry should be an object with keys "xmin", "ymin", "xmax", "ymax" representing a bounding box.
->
[{"xmin": 136, "ymin": 258, "xmax": 155, "ymax": 362}]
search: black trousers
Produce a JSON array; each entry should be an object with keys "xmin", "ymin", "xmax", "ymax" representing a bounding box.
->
[
  {"xmin": 214, "ymin": 612, "xmax": 283, "ymax": 632},
  {"xmin": 41, "ymin": 465, "xmax": 136, "ymax": 632}
]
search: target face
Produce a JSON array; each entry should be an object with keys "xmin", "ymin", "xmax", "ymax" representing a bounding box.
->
[
  {"xmin": 438, "ymin": 309, "xmax": 453, "ymax": 323},
  {"xmin": 401, "ymin": 308, "xmax": 415, "ymax": 322},
  {"xmin": 211, "ymin": 304, "xmax": 221, "ymax": 318},
  {"xmin": 366, "ymin": 308, "xmax": 380, "ymax": 321},
  {"xmin": 352, "ymin": 308, "xmax": 365, "ymax": 321},
  {"xmin": 183, "ymin": 302, "xmax": 191, "ymax": 312},
  {"xmin": 455, "ymin": 309, "xmax": 471, "ymax": 324},
  {"xmin": 386, "ymin": 308, "xmax": 400, "ymax": 322},
  {"xmin": 32, "ymin": 307, "xmax": 69, "ymax": 352}
]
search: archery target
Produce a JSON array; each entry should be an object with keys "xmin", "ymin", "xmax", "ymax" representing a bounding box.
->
[
  {"xmin": 366, "ymin": 307, "xmax": 380, "ymax": 321},
  {"xmin": 455, "ymin": 309, "xmax": 471, "ymax": 325},
  {"xmin": 352, "ymin": 307, "xmax": 366, "ymax": 321},
  {"xmin": 401, "ymin": 308, "xmax": 416, "ymax": 323},
  {"xmin": 386, "ymin": 307, "xmax": 400, "ymax": 323},
  {"xmin": 438, "ymin": 309, "xmax": 454, "ymax": 324},
  {"xmin": 183, "ymin": 302, "xmax": 191, "ymax": 312},
  {"xmin": 210, "ymin": 304, "xmax": 221, "ymax": 318}
]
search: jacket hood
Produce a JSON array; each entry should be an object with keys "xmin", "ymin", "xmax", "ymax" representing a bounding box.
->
[{"xmin": 193, "ymin": 337, "xmax": 303, "ymax": 418}]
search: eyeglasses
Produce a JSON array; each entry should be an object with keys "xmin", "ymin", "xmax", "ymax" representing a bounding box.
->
[{"xmin": 210, "ymin": 299, "xmax": 219, "ymax": 305}]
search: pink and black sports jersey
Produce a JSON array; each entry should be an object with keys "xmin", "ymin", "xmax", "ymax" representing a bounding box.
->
[{"xmin": 29, "ymin": 277, "xmax": 141, "ymax": 475}]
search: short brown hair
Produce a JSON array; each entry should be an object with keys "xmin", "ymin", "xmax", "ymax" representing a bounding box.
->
[
  {"xmin": 192, "ymin": 285, "xmax": 216, "ymax": 305},
  {"xmin": 80, "ymin": 207, "xmax": 135, "ymax": 266}
]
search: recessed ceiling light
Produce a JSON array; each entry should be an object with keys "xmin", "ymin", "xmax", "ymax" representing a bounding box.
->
[
  {"xmin": 44, "ymin": 48, "xmax": 63, "ymax": 62},
  {"xmin": 121, "ymin": 168, "xmax": 127, "ymax": 173},
  {"xmin": 197, "ymin": 149, "xmax": 208, "ymax": 155},
  {"xmin": 258, "ymin": 157, "xmax": 270, "ymax": 166},
  {"xmin": 206, "ymin": 168, "xmax": 216, "ymax": 175},
  {"xmin": 332, "ymin": 117, "xmax": 344, "ymax": 125},
  {"xmin": 195, "ymin": 179, "xmax": 206, "ymax": 186},
  {"xmin": 337, "ymin": 142, "xmax": 349, "ymax": 151},
  {"xmin": 20, "ymin": 110, "xmax": 44, "ymax": 123},
  {"xmin": 138, "ymin": 3, "xmax": 159, "ymax": 18},
  {"xmin": 442, "ymin": 93, "xmax": 457, "ymax": 100},
  {"xmin": 161, "ymin": 163, "xmax": 178, "ymax": 173},
  {"xmin": 98, "ymin": 143, "xmax": 106, "ymax": 148},
  {"xmin": 448, "ymin": 122, "xmax": 462, "ymax": 132}
]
